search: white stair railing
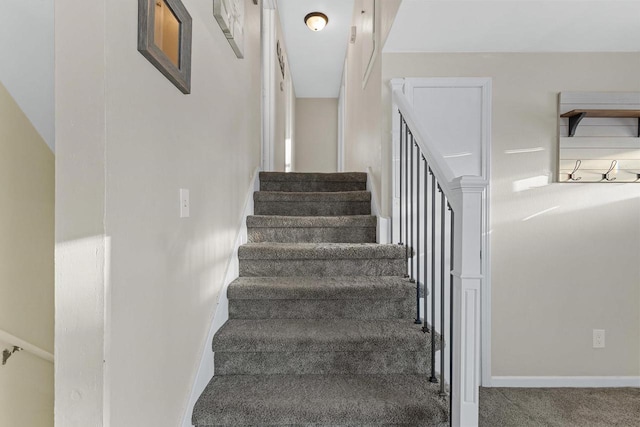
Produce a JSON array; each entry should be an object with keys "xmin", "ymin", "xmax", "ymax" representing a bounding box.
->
[{"xmin": 390, "ymin": 79, "xmax": 486, "ymax": 427}]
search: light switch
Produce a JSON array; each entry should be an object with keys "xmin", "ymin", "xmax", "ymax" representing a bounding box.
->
[{"xmin": 180, "ymin": 189, "xmax": 190, "ymax": 218}]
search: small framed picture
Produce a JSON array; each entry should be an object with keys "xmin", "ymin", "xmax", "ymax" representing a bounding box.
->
[{"xmin": 138, "ymin": 0, "xmax": 193, "ymax": 94}]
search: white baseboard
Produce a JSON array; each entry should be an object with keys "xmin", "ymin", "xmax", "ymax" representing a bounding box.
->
[
  {"xmin": 490, "ymin": 376, "xmax": 640, "ymax": 388},
  {"xmin": 366, "ymin": 167, "xmax": 390, "ymax": 244},
  {"xmin": 181, "ymin": 167, "xmax": 261, "ymax": 427}
]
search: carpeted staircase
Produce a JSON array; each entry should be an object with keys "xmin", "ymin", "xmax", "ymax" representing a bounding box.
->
[{"xmin": 192, "ymin": 172, "xmax": 448, "ymax": 426}]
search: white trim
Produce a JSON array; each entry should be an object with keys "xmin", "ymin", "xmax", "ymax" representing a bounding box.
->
[
  {"xmin": 390, "ymin": 79, "xmax": 491, "ymax": 426},
  {"xmin": 391, "ymin": 89, "xmax": 456, "ymax": 197},
  {"xmin": 366, "ymin": 167, "xmax": 390, "ymax": 244},
  {"xmin": 284, "ymin": 76, "xmax": 294, "ymax": 172},
  {"xmin": 389, "ymin": 78, "xmax": 404, "ymax": 245},
  {"xmin": 491, "ymin": 376, "xmax": 640, "ymax": 388},
  {"xmin": 0, "ymin": 329, "xmax": 53, "ymax": 363},
  {"xmin": 480, "ymin": 80, "xmax": 492, "ymax": 389},
  {"xmin": 261, "ymin": 5, "xmax": 275, "ymax": 171},
  {"xmin": 401, "ymin": 78, "xmax": 491, "ymax": 181},
  {"xmin": 337, "ymin": 63, "xmax": 346, "ymax": 172},
  {"xmin": 362, "ymin": 0, "xmax": 378, "ymax": 89},
  {"xmin": 397, "ymin": 77, "xmax": 494, "ymax": 387},
  {"xmin": 181, "ymin": 167, "xmax": 260, "ymax": 427}
]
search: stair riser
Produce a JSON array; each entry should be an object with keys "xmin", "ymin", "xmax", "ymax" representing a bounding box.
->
[
  {"xmin": 260, "ymin": 181, "xmax": 366, "ymax": 192},
  {"xmin": 247, "ymin": 227, "xmax": 376, "ymax": 243},
  {"xmin": 239, "ymin": 259, "xmax": 405, "ymax": 277},
  {"xmin": 254, "ymin": 201, "xmax": 371, "ymax": 216},
  {"xmin": 194, "ymin": 394, "xmax": 446, "ymax": 425},
  {"xmin": 229, "ymin": 298, "xmax": 414, "ymax": 319},
  {"xmin": 227, "ymin": 277, "xmax": 416, "ymax": 300},
  {"xmin": 258, "ymin": 172, "xmax": 367, "ymax": 193},
  {"xmin": 212, "ymin": 319, "xmax": 440, "ymax": 353},
  {"xmin": 214, "ymin": 351, "xmax": 429, "ymax": 375}
]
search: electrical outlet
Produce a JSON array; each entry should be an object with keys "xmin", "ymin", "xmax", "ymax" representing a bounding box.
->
[{"xmin": 593, "ymin": 329, "xmax": 605, "ymax": 348}]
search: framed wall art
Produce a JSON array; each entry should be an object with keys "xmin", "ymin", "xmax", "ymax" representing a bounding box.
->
[
  {"xmin": 138, "ymin": 0, "xmax": 193, "ymax": 94},
  {"xmin": 214, "ymin": 0, "xmax": 245, "ymax": 58}
]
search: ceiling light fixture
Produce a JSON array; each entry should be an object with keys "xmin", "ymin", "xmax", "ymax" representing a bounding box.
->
[{"xmin": 304, "ymin": 12, "xmax": 328, "ymax": 32}]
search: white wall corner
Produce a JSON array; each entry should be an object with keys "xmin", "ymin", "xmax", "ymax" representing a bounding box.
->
[
  {"xmin": 366, "ymin": 167, "xmax": 390, "ymax": 243},
  {"xmin": 389, "ymin": 78, "xmax": 404, "ymax": 245},
  {"xmin": 181, "ymin": 167, "xmax": 261, "ymax": 427},
  {"xmin": 261, "ymin": 7, "xmax": 275, "ymax": 171}
]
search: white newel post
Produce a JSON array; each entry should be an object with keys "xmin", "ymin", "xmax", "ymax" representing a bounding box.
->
[
  {"xmin": 389, "ymin": 79, "xmax": 405, "ymax": 244},
  {"xmin": 450, "ymin": 176, "xmax": 486, "ymax": 427}
]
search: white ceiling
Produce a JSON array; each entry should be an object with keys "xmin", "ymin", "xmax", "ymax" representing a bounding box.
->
[
  {"xmin": 277, "ymin": 0, "xmax": 354, "ymax": 98},
  {"xmin": 278, "ymin": 0, "xmax": 640, "ymax": 98},
  {"xmin": 384, "ymin": 0, "xmax": 640, "ymax": 53}
]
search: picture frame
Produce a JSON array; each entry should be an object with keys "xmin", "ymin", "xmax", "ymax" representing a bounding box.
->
[
  {"xmin": 213, "ymin": 0, "xmax": 245, "ymax": 59},
  {"xmin": 138, "ymin": 0, "xmax": 193, "ymax": 94}
]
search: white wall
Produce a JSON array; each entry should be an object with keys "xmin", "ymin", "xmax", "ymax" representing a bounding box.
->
[
  {"xmin": 0, "ymin": 340, "xmax": 53, "ymax": 427},
  {"xmin": 55, "ymin": 1, "xmax": 262, "ymax": 426},
  {"xmin": 383, "ymin": 52, "xmax": 640, "ymax": 377},
  {"xmin": 0, "ymin": 0, "xmax": 54, "ymax": 151},
  {"xmin": 295, "ymin": 98, "xmax": 338, "ymax": 172},
  {"xmin": 0, "ymin": 81, "xmax": 54, "ymax": 427},
  {"xmin": 272, "ymin": 9, "xmax": 294, "ymax": 172},
  {"xmin": 343, "ymin": 0, "xmax": 401, "ymax": 209}
]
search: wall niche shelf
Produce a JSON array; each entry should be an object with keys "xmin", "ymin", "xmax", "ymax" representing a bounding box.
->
[{"xmin": 560, "ymin": 109, "xmax": 640, "ymax": 137}]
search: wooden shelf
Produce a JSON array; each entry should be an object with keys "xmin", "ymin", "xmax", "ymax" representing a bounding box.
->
[{"xmin": 560, "ymin": 109, "xmax": 640, "ymax": 137}]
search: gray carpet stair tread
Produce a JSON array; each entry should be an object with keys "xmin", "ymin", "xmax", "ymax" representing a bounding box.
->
[
  {"xmin": 212, "ymin": 318, "xmax": 432, "ymax": 352},
  {"xmin": 254, "ymin": 191, "xmax": 371, "ymax": 202},
  {"xmin": 238, "ymin": 243, "xmax": 405, "ymax": 260},
  {"xmin": 196, "ymin": 424, "xmax": 446, "ymax": 427},
  {"xmin": 259, "ymin": 173, "xmax": 367, "ymax": 192},
  {"xmin": 193, "ymin": 171, "xmax": 445, "ymax": 425},
  {"xmin": 192, "ymin": 374, "xmax": 448, "ymax": 425},
  {"xmin": 213, "ymin": 350, "xmax": 430, "ymax": 376},
  {"xmin": 247, "ymin": 215, "xmax": 376, "ymax": 228},
  {"xmin": 259, "ymin": 172, "xmax": 367, "ymax": 183},
  {"xmin": 227, "ymin": 276, "xmax": 414, "ymax": 300},
  {"xmin": 248, "ymin": 226, "xmax": 375, "ymax": 244},
  {"xmin": 229, "ymin": 297, "xmax": 415, "ymax": 320}
]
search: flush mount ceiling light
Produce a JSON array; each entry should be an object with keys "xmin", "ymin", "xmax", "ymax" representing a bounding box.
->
[{"xmin": 304, "ymin": 12, "xmax": 328, "ymax": 31}]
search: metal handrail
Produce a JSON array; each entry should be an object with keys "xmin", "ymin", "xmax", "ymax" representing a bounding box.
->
[
  {"xmin": 392, "ymin": 80, "xmax": 487, "ymax": 427},
  {"xmin": 396, "ymin": 107, "xmax": 455, "ymax": 413},
  {"xmin": 392, "ymin": 89, "xmax": 457, "ymax": 206}
]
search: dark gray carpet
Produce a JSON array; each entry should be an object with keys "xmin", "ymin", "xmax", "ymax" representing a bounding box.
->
[
  {"xmin": 247, "ymin": 215, "xmax": 376, "ymax": 243},
  {"xmin": 480, "ymin": 387, "xmax": 640, "ymax": 427},
  {"xmin": 259, "ymin": 171, "xmax": 367, "ymax": 192},
  {"xmin": 194, "ymin": 374, "xmax": 448, "ymax": 425},
  {"xmin": 193, "ymin": 172, "xmax": 447, "ymax": 426},
  {"xmin": 253, "ymin": 191, "xmax": 371, "ymax": 216}
]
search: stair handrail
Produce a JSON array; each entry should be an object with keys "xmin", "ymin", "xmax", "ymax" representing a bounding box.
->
[
  {"xmin": 391, "ymin": 79, "xmax": 486, "ymax": 427},
  {"xmin": 392, "ymin": 88, "xmax": 457, "ymax": 206},
  {"xmin": 0, "ymin": 328, "xmax": 54, "ymax": 363}
]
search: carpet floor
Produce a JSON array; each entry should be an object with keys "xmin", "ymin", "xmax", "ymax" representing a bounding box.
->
[{"xmin": 480, "ymin": 387, "xmax": 640, "ymax": 427}]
